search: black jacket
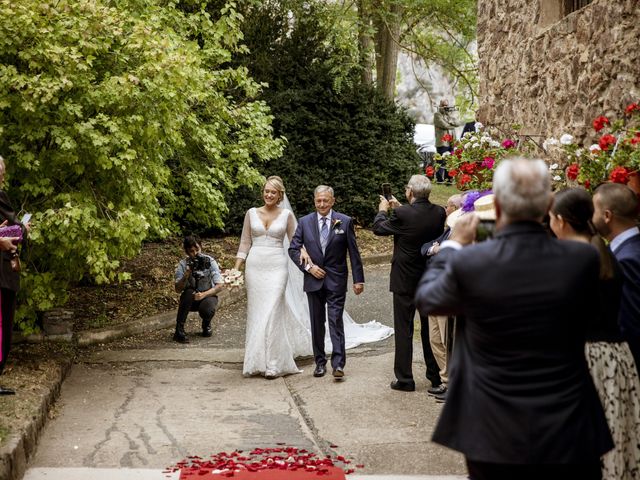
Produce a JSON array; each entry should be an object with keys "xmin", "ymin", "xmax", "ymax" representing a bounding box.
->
[{"xmin": 373, "ymin": 198, "xmax": 445, "ymax": 295}]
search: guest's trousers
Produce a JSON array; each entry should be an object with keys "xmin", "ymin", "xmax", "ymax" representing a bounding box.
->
[
  {"xmin": 428, "ymin": 315, "xmax": 448, "ymax": 384},
  {"xmin": 466, "ymin": 458, "xmax": 602, "ymax": 480},
  {"xmin": 175, "ymin": 288, "xmax": 218, "ymax": 330},
  {"xmin": 0, "ymin": 289, "xmax": 17, "ymax": 376},
  {"xmin": 393, "ymin": 292, "xmax": 441, "ymax": 386}
]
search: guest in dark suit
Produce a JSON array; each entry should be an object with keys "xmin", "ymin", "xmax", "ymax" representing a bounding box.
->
[
  {"xmin": 373, "ymin": 175, "xmax": 446, "ymax": 392},
  {"xmin": 0, "ymin": 155, "xmax": 28, "ymax": 396},
  {"xmin": 289, "ymin": 185, "xmax": 365, "ymax": 378},
  {"xmin": 593, "ymin": 183, "xmax": 640, "ymax": 376},
  {"xmin": 416, "ymin": 158, "xmax": 612, "ymax": 479}
]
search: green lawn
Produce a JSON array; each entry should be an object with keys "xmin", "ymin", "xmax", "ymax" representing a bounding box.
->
[{"xmin": 429, "ymin": 183, "xmax": 460, "ymax": 207}]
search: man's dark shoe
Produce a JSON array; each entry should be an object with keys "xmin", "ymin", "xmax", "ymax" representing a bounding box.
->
[
  {"xmin": 173, "ymin": 332, "xmax": 190, "ymax": 343},
  {"xmin": 390, "ymin": 380, "xmax": 416, "ymax": 392},
  {"xmin": 434, "ymin": 390, "xmax": 447, "ymax": 403},
  {"xmin": 427, "ymin": 384, "xmax": 447, "ymax": 396},
  {"xmin": 202, "ymin": 320, "xmax": 213, "ymax": 337},
  {"xmin": 313, "ymin": 365, "xmax": 326, "ymax": 377},
  {"xmin": 332, "ymin": 367, "xmax": 345, "ymax": 378},
  {"xmin": 0, "ymin": 386, "xmax": 16, "ymax": 395}
]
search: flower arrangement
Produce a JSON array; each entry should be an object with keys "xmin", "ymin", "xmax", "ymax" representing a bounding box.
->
[
  {"xmin": 221, "ymin": 268, "xmax": 244, "ymax": 289},
  {"xmin": 426, "ymin": 125, "xmax": 524, "ymax": 191},
  {"xmin": 545, "ymin": 102, "xmax": 640, "ymax": 192}
]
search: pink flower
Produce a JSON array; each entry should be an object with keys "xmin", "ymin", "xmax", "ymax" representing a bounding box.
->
[
  {"xmin": 501, "ymin": 139, "xmax": 515, "ymax": 149},
  {"xmin": 481, "ymin": 156, "xmax": 495, "ymax": 169}
]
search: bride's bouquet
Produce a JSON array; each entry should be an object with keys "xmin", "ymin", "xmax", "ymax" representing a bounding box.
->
[{"xmin": 221, "ymin": 268, "xmax": 244, "ymax": 289}]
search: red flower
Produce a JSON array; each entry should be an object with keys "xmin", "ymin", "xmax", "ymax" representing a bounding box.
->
[
  {"xmin": 441, "ymin": 133, "xmax": 453, "ymax": 143},
  {"xmin": 631, "ymin": 132, "xmax": 640, "ymax": 145},
  {"xmin": 592, "ymin": 115, "xmax": 610, "ymax": 132},
  {"xmin": 448, "ymin": 168, "xmax": 459, "ymax": 177},
  {"xmin": 425, "ymin": 166, "xmax": 435, "ymax": 177},
  {"xmin": 598, "ymin": 134, "xmax": 617, "ymax": 150},
  {"xmin": 625, "ymin": 102, "xmax": 640, "ymax": 115},
  {"xmin": 459, "ymin": 174, "xmax": 472, "ymax": 186},
  {"xmin": 584, "ymin": 180, "xmax": 591, "ymax": 189},
  {"xmin": 460, "ymin": 162, "xmax": 476, "ymax": 174},
  {"xmin": 609, "ymin": 166, "xmax": 630, "ymax": 184},
  {"xmin": 567, "ymin": 163, "xmax": 580, "ymax": 181},
  {"xmin": 453, "ymin": 148, "xmax": 463, "ymax": 158}
]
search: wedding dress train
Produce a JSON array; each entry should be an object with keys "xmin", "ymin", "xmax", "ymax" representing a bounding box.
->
[{"xmin": 240, "ymin": 203, "xmax": 394, "ymax": 377}]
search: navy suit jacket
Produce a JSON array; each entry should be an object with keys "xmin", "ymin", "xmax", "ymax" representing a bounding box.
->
[
  {"xmin": 415, "ymin": 221, "xmax": 612, "ymax": 464},
  {"xmin": 288, "ymin": 211, "xmax": 364, "ymax": 293},
  {"xmin": 613, "ymin": 229, "xmax": 640, "ymax": 339}
]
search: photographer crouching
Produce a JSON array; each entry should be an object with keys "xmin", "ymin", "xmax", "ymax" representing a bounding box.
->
[
  {"xmin": 433, "ymin": 99, "xmax": 463, "ymax": 184},
  {"xmin": 173, "ymin": 235, "xmax": 224, "ymax": 343}
]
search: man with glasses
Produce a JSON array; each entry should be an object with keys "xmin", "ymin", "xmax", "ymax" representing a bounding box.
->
[{"xmin": 373, "ymin": 175, "xmax": 446, "ymax": 393}]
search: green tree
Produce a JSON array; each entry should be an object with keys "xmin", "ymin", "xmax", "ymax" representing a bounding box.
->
[{"xmin": 0, "ymin": 0, "xmax": 282, "ymax": 330}]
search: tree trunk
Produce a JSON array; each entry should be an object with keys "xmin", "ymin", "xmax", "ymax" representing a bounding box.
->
[
  {"xmin": 373, "ymin": 3, "xmax": 401, "ymax": 100},
  {"xmin": 356, "ymin": 0, "xmax": 374, "ymax": 85}
]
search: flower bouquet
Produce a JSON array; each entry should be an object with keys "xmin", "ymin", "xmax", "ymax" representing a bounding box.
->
[
  {"xmin": 427, "ymin": 125, "xmax": 523, "ymax": 191},
  {"xmin": 221, "ymin": 268, "xmax": 244, "ymax": 289},
  {"xmin": 545, "ymin": 102, "xmax": 640, "ymax": 192}
]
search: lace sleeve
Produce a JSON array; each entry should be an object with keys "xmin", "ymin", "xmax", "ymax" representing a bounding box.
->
[
  {"xmin": 286, "ymin": 210, "xmax": 297, "ymax": 241},
  {"xmin": 236, "ymin": 209, "xmax": 252, "ymax": 260}
]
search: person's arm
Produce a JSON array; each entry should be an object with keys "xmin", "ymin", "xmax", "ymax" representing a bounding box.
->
[
  {"xmin": 234, "ymin": 210, "xmax": 252, "ymax": 271},
  {"xmin": 285, "ymin": 211, "xmax": 311, "ymax": 267},
  {"xmin": 0, "ymin": 236, "xmax": 19, "ymax": 253},
  {"xmin": 345, "ymin": 217, "xmax": 365, "ymax": 294},
  {"xmin": 174, "ymin": 260, "xmax": 190, "ymax": 293},
  {"xmin": 287, "ymin": 220, "xmax": 305, "ymax": 272},
  {"xmin": 372, "ymin": 202, "xmax": 405, "ymax": 237},
  {"xmin": 194, "ymin": 258, "xmax": 225, "ymax": 300}
]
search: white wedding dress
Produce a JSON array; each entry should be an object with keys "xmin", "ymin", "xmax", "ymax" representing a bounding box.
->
[{"xmin": 238, "ymin": 202, "xmax": 393, "ymax": 377}]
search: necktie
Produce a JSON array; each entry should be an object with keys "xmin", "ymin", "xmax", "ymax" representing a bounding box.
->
[{"xmin": 320, "ymin": 217, "xmax": 329, "ymax": 251}]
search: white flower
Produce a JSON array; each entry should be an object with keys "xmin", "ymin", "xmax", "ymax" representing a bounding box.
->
[
  {"xmin": 553, "ymin": 175, "xmax": 562, "ymax": 181},
  {"xmin": 474, "ymin": 122, "xmax": 484, "ymax": 130},
  {"xmin": 575, "ymin": 148, "xmax": 584, "ymax": 157},
  {"xmin": 442, "ymin": 151, "xmax": 451, "ymax": 157},
  {"xmin": 560, "ymin": 134, "xmax": 574, "ymax": 145},
  {"xmin": 490, "ymin": 140, "xmax": 501, "ymax": 148},
  {"xmin": 549, "ymin": 163, "xmax": 559, "ymax": 170},
  {"xmin": 589, "ymin": 144, "xmax": 601, "ymax": 152},
  {"xmin": 542, "ymin": 137, "xmax": 559, "ymax": 151}
]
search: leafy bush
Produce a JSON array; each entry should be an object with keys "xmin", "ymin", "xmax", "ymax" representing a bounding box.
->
[
  {"xmin": 223, "ymin": 0, "xmax": 419, "ymax": 231},
  {"xmin": 0, "ymin": 0, "xmax": 282, "ymax": 331}
]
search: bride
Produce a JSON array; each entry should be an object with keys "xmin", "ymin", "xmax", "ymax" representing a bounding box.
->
[{"xmin": 234, "ymin": 176, "xmax": 393, "ymax": 378}]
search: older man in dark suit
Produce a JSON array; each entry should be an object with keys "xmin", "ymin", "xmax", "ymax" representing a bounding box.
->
[
  {"xmin": 593, "ymin": 183, "xmax": 640, "ymax": 375},
  {"xmin": 416, "ymin": 158, "xmax": 612, "ymax": 479},
  {"xmin": 373, "ymin": 174, "xmax": 445, "ymax": 392}
]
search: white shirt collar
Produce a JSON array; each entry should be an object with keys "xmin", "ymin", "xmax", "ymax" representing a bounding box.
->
[
  {"xmin": 317, "ymin": 211, "xmax": 333, "ymax": 224},
  {"xmin": 610, "ymin": 226, "xmax": 640, "ymax": 253}
]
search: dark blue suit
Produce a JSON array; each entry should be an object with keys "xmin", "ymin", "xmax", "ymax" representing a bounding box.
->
[
  {"xmin": 613, "ymin": 228, "xmax": 640, "ymax": 374},
  {"xmin": 288, "ymin": 211, "xmax": 364, "ymax": 369}
]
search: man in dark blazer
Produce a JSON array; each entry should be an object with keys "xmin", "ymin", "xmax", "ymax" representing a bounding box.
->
[
  {"xmin": 416, "ymin": 158, "xmax": 612, "ymax": 479},
  {"xmin": 593, "ymin": 183, "xmax": 640, "ymax": 375},
  {"xmin": 289, "ymin": 185, "xmax": 365, "ymax": 379},
  {"xmin": 373, "ymin": 175, "xmax": 445, "ymax": 392}
]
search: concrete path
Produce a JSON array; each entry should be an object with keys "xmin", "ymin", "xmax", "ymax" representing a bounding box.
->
[{"xmin": 25, "ymin": 264, "xmax": 467, "ymax": 479}]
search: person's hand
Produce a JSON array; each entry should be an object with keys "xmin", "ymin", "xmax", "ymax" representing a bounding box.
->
[
  {"xmin": 353, "ymin": 283, "xmax": 364, "ymax": 295},
  {"xmin": 449, "ymin": 213, "xmax": 479, "ymax": 246},
  {"xmin": 388, "ymin": 195, "xmax": 401, "ymax": 208},
  {"xmin": 0, "ymin": 237, "xmax": 18, "ymax": 253},
  {"xmin": 309, "ymin": 265, "xmax": 326, "ymax": 279},
  {"xmin": 431, "ymin": 242, "xmax": 440, "ymax": 255},
  {"xmin": 193, "ymin": 291, "xmax": 206, "ymax": 301},
  {"xmin": 299, "ymin": 248, "xmax": 311, "ymax": 267},
  {"xmin": 378, "ymin": 195, "xmax": 390, "ymax": 212}
]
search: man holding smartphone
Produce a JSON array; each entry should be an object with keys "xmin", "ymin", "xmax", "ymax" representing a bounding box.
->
[{"xmin": 373, "ymin": 175, "xmax": 446, "ymax": 393}]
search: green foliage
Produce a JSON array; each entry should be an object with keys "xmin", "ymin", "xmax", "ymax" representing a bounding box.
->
[
  {"xmin": 0, "ymin": 0, "xmax": 282, "ymax": 330},
  {"xmin": 222, "ymin": 0, "xmax": 419, "ymax": 230}
]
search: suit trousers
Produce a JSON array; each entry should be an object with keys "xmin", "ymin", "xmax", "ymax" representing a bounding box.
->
[
  {"xmin": 393, "ymin": 293, "xmax": 441, "ymax": 386},
  {"xmin": 175, "ymin": 288, "xmax": 218, "ymax": 331},
  {"xmin": 307, "ymin": 288, "xmax": 346, "ymax": 370},
  {"xmin": 428, "ymin": 315, "xmax": 448, "ymax": 384},
  {"xmin": 466, "ymin": 458, "xmax": 602, "ymax": 480},
  {"xmin": 0, "ymin": 288, "xmax": 16, "ymax": 376}
]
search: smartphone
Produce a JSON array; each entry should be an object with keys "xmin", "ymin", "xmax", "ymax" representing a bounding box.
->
[
  {"xmin": 381, "ymin": 183, "xmax": 392, "ymax": 200},
  {"xmin": 21, "ymin": 213, "xmax": 32, "ymax": 224}
]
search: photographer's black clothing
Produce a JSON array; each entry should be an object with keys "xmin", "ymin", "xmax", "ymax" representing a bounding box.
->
[
  {"xmin": 174, "ymin": 254, "xmax": 222, "ymax": 293},
  {"xmin": 435, "ymin": 146, "xmax": 453, "ymax": 183},
  {"xmin": 176, "ymin": 288, "xmax": 218, "ymax": 331}
]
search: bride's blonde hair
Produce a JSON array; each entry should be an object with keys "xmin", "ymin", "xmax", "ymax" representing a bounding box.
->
[{"xmin": 265, "ymin": 175, "xmax": 286, "ymax": 203}]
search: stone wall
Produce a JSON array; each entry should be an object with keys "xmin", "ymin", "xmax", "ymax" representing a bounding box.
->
[{"xmin": 477, "ymin": 0, "xmax": 640, "ymax": 144}]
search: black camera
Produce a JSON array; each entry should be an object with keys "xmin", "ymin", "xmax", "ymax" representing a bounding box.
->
[
  {"xmin": 444, "ymin": 106, "xmax": 458, "ymax": 112},
  {"xmin": 187, "ymin": 253, "xmax": 211, "ymax": 279}
]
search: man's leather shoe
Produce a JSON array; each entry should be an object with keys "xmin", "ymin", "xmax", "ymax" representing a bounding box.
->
[
  {"xmin": 313, "ymin": 365, "xmax": 326, "ymax": 377},
  {"xmin": 427, "ymin": 384, "xmax": 447, "ymax": 396},
  {"xmin": 332, "ymin": 367, "xmax": 344, "ymax": 378},
  {"xmin": 173, "ymin": 333, "xmax": 190, "ymax": 343},
  {"xmin": 0, "ymin": 386, "xmax": 15, "ymax": 395},
  {"xmin": 390, "ymin": 380, "xmax": 415, "ymax": 392},
  {"xmin": 201, "ymin": 328, "xmax": 213, "ymax": 338},
  {"xmin": 434, "ymin": 390, "xmax": 447, "ymax": 403}
]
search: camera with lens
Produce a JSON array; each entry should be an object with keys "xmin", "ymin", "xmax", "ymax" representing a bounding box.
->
[
  {"xmin": 443, "ymin": 106, "xmax": 458, "ymax": 113},
  {"xmin": 187, "ymin": 253, "xmax": 211, "ymax": 280}
]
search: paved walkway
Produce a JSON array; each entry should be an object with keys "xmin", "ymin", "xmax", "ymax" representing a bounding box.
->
[{"xmin": 24, "ymin": 264, "xmax": 467, "ymax": 479}]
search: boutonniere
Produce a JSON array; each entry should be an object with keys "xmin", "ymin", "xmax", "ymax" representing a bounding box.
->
[{"xmin": 331, "ymin": 219, "xmax": 342, "ymax": 230}]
